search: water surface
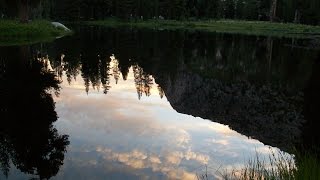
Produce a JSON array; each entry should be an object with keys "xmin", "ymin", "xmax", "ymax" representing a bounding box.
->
[{"xmin": 0, "ymin": 27, "xmax": 319, "ymax": 179}]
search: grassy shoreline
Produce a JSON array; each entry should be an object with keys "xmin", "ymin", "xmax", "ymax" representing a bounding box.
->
[
  {"xmin": 84, "ymin": 19, "xmax": 320, "ymax": 39},
  {"xmin": 198, "ymin": 149, "xmax": 320, "ymax": 180},
  {"xmin": 1, "ymin": 19, "xmax": 319, "ymax": 46},
  {"xmin": 0, "ymin": 20, "xmax": 71, "ymax": 46}
]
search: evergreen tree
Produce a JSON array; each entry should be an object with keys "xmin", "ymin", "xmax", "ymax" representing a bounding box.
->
[{"xmin": 1, "ymin": 0, "xmax": 318, "ymax": 25}]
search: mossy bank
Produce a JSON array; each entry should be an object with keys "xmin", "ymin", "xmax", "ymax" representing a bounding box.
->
[
  {"xmin": 85, "ymin": 19, "xmax": 320, "ymax": 39},
  {"xmin": 0, "ymin": 20, "xmax": 71, "ymax": 46}
]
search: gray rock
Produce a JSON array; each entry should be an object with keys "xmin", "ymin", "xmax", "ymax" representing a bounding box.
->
[{"xmin": 51, "ymin": 22, "xmax": 70, "ymax": 31}]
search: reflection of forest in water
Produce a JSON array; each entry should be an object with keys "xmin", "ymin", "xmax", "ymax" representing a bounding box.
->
[
  {"xmin": 39, "ymin": 27, "xmax": 318, "ymax": 95},
  {"xmin": 0, "ymin": 47, "xmax": 69, "ymax": 179},
  {"xmin": 37, "ymin": 27, "xmax": 320, "ymax": 152},
  {"xmin": 50, "ymin": 54, "xmax": 160, "ymax": 100},
  {"xmin": 1, "ymin": 27, "xmax": 319, "ymax": 179}
]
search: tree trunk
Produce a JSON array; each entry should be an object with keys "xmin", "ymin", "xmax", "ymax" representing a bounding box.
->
[
  {"xmin": 270, "ymin": 0, "xmax": 277, "ymax": 22},
  {"xmin": 18, "ymin": 0, "xmax": 29, "ymax": 23},
  {"xmin": 294, "ymin": 9, "xmax": 301, "ymax": 23}
]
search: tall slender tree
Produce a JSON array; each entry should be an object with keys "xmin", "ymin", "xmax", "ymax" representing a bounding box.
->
[{"xmin": 270, "ymin": 0, "xmax": 278, "ymax": 21}]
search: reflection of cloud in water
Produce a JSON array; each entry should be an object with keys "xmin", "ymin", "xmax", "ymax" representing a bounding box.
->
[
  {"xmin": 94, "ymin": 147, "xmax": 202, "ymax": 179},
  {"xmin": 164, "ymin": 150, "xmax": 209, "ymax": 165},
  {"xmin": 53, "ymin": 61, "xmax": 291, "ymax": 179},
  {"xmin": 205, "ymin": 139, "xmax": 230, "ymax": 146},
  {"xmin": 54, "ymin": 146, "xmax": 202, "ymax": 179},
  {"xmin": 205, "ymin": 123, "xmax": 239, "ymax": 136}
]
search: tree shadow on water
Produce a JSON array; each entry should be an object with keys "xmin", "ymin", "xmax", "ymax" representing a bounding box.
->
[{"xmin": 0, "ymin": 46, "xmax": 69, "ymax": 180}]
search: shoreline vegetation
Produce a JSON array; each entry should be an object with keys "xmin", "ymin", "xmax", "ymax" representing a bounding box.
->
[
  {"xmin": 197, "ymin": 150, "xmax": 320, "ymax": 180},
  {"xmin": 223, "ymin": 151, "xmax": 320, "ymax": 180},
  {"xmin": 0, "ymin": 20, "xmax": 71, "ymax": 46},
  {"xmin": 1, "ymin": 18, "xmax": 320, "ymax": 46},
  {"xmin": 84, "ymin": 18, "xmax": 320, "ymax": 39}
]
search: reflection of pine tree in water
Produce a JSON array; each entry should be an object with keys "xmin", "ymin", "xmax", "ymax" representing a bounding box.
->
[
  {"xmin": 36, "ymin": 40, "xmax": 161, "ymax": 98},
  {"xmin": 46, "ymin": 53, "xmax": 112, "ymax": 95},
  {"xmin": 158, "ymin": 85, "xmax": 165, "ymax": 99},
  {"xmin": 81, "ymin": 56, "xmax": 101, "ymax": 93},
  {"xmin": 101, "ymin": 57, "xmax": 111, "ymax": 94},
  {"xmin": 64, "ymin": 55, "xmax": 81, "ymax": 85},
  {"xmin": 56, "ymin": 55, "xmax": 64, "ymax": 82},
  {"xmin": 45, "ymin": 53, "xmax": 81, "ymax": 85},
  {"xmin": 51, "ymin": 52, "xmax": 158, "ymax": 98},
  {"xmin": 89, "ymin": 60, "xmax": 101, "ymax": 92},
  {"xmin": 133, "ymin": 65, "xmax": 154, "ymax": 100},
  {"xmin": 111, "ymin": 56, "xmax": 121, "ymax": 84},
  {"xmin": 133, "ymin": 65, "xmax": 144, "ymax": 99},
  {"xmin": 119, "ymin": 59, "xmax": 130, "ymax": 81},
  {"xmin": 46, "ymin": 53, "xmax": 66, "ymax": 83},
  {"xmin": 0, "ymin": 47, "xmax": 69, "ymax": 179},
  {"xmin": 84, "ymin": 77, "xmax": 90, "ymax": 94}
]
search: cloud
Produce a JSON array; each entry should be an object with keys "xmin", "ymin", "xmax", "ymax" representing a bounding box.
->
[{"xmin": 94, "ymin": 147, "xmax": 207, "ymax": 180}]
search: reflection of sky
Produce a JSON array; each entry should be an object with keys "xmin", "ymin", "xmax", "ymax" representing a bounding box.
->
[{"xmin": 44, "ymin": 59, "xmax": 287, "ymax": 179}]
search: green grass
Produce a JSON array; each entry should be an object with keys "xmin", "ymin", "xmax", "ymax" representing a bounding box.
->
[
  {"xmin": 84, "ymin": 18, "xmax": 320, "ymax": 39},
  {"xmin": 0, "ymin": 20, "xmax": 72, "ymax": 46},
  {"xmin": 222, "ymin": 151, "xmax": 297, "ymax": 180},
  {"xmin": 293, "ymin": 152, "xmax": 320, "ymax": 180},
  {"xmin": 198, "ymin": 150, "xmax": 320, "ymax": 180}
]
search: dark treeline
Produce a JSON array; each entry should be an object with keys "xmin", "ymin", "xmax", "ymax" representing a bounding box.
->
[{"xmin": 0, "ymin": 0, "xmax": 320, "ymax": 25}]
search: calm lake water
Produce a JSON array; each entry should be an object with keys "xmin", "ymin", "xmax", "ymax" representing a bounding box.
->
[{"xmin": 0, "ymin": 26, "xmax": 319, "ymax": 179}]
